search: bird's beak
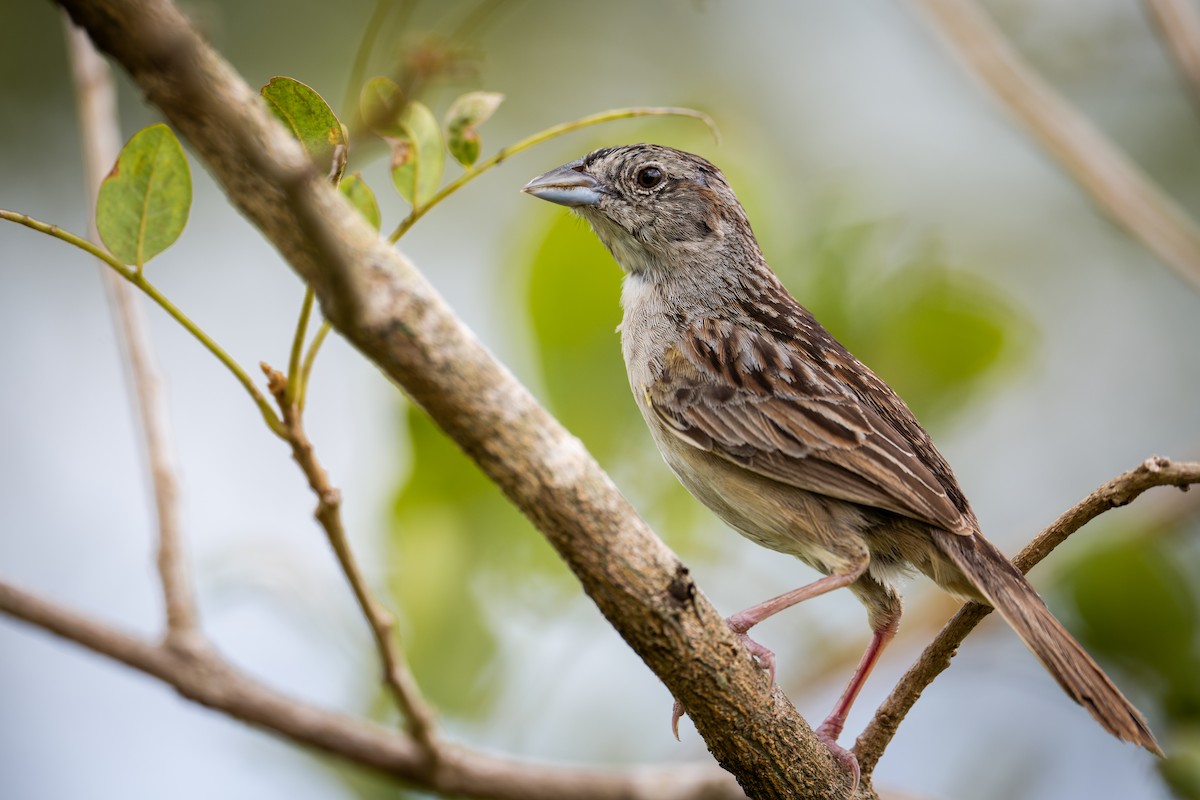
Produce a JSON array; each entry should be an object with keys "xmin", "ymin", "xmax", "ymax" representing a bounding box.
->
[{"xmin": 522, "ymin": 161, "xmax": 604, "ymax": 207}]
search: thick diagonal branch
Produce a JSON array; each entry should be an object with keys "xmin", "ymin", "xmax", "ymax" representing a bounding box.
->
[
  {"xmin": 55, "ymin": 0, "xmax": 864, "ymax": 796},
  {"xmin": 855, "ymin": 456, "xmax": 1200, "ymax": 775}
]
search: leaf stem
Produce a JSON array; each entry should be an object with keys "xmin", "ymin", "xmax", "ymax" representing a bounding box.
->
[
  {"xmin": 387, "ymin": 105, "xmax": 719, "ymax": 243},
  {"xmin": 298, "ymin": 320, "xmax": 331, "ymax": 413},
  {"xmin": 286, "ymin": 287, "xmax": 315, "ymax": 404},
  {"xmin": 1, "ymin": 209, "xmax": 286, "ymax": 438}
]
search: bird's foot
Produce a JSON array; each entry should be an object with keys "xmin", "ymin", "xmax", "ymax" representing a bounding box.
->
[
  {"xmin": 815, "ymin": 718, "xmax": 861, "ymax": 792},
  {"xmin": 725, "ymin": 613, "xmax": 777, "ymax": 686},
  {"xmin": 671, "ymin": 619, "xmax": 778, "ymax": 740}
]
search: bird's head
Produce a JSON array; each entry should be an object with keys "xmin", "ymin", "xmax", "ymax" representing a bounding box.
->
[{"xmin": 523, "ymin": 144, "xmax": 755, "ymax": 280}]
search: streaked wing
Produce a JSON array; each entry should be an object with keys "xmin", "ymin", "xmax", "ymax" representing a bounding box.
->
[{"xmin": 646, "ymin": 317, "xmax": 974, "ymax": 534}]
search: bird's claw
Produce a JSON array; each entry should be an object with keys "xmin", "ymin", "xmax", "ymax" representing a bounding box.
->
[
  {"xmin": 724, "ymin": 616, "xmax": 777, "ymax": 687},
  {"xmin": 732, "ymin": 630, "xmax": 777, "ymax": 687},
  {"xmin": 670, "ymin": 621, "xmax": 778, "ymax": 741},
  {"xmin": 816, "ymin": 720, "xmax": 861, "ymax": 792},
  {"xmin": 671, "ymin": 700, "xmax": 684, "ymax": 740}
]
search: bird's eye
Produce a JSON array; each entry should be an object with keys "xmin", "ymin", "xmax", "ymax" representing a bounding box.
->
[{"xmin": 635, "ymin": 166, "xmax": 664, "ymax": 189}]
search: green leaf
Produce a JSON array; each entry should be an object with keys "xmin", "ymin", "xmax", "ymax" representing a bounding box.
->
[
  {"xmin": 260, "ymin": 76, "xmax": 346, "ymax": 175},
  {"xmin": 359, "ymin": 76, "xmax": 407, "ymax": 138},
  {"xmin": 339, "ymin": 172, "xmax": 381, "ymax": 231},
  {"xmin": 96, "ymin": 123, "xmax": 192, "ymax": 268},
  {"xmin": 444, "ymin": 91, "xmax": 504, "ymax": 167},
  {"xmin": 388, "ymin": 101, "xmax": 444, "ymax": 207},
  {"xmin": 360, "ymin": 79, "xmax": 445, "ymax": 206}
]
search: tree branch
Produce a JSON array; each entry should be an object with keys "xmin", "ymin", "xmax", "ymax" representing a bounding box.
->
[
  {"xmin": 854, "ymin": 456, "xmax": 1200, "ymax": 775},
  {"xmin": 0, "ymin": 578, "xmax": 744, "ymax": 800},
  {"xmin": 53, "ymin": 0, "xmax": 863, "ymax": 796},
  {"xmin": 1142, "ymin": 0, "xmax": 1200, "ymax": 110},
  {"xmin": 261, "ymin": 363, "xmax": 438, "ymax": 748},
  {"xmin": 63, "ymin": 15, "xmax": 200, "ymax": 645},
  {"xmin": 910, "ymin": 0, "xmax": 1200, "ymax": 292}
]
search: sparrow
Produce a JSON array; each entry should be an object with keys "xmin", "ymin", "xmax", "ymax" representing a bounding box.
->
[{"xmin": 523, "ymin": 144, "xmax": 1160, "ymax": 782}]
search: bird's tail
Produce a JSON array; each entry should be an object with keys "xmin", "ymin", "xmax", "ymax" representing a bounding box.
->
[{"xmin": 932, "ymin": 529, "xmax": 1162, "ymax": 756}]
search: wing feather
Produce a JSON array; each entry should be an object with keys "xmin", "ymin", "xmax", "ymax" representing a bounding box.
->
[{"xmin": 647, "ymin": 318, "xmax": 975, "ymax": 534}]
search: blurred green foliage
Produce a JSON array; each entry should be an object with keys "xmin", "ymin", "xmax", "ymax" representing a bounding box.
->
[
  {"xmin": 386, "ymin": 408, "xmax": 564, "ymax": 717},
  {"xmin": 1163, "ymin": 726, "xmax": 1200, "ymax": 800},
  {"xmin": 1062, "ymin": 520, "xmax": 1200, "ymax": 796},
  {"xmin": 778, "ymin": 217, "xmax": 1030, "ymax": 424},
  {"xmin": 1066, "ymin": 532, "xmax": 1200, "ymax": 716},
  {"xmin": 526, "ymin": 212, "xmax": 628, "ymax": 465}
]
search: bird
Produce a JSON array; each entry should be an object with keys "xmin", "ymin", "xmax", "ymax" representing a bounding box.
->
[{"xmin": 522, "ymin": 143, "xmax": 1161, "ymax": 782}]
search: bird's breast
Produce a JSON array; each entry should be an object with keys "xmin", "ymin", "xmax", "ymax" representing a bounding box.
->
[{"xmin": 619, "ymin": 274, "xmax": 679, "ymax": 386}]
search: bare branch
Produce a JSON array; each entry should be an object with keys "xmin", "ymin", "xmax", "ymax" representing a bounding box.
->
[
  {"xmin": 910, "ymin": 0, "xmax": 1200, "ymax": 292},
  {"xmin": 261, "ymin": 364, "xmax": 438, "ymax": 748},
  {"xmin": 1143, "ymin": 0, "xmax": 1200, "ymax": 109},
  {"xmin": 855, "ymin": 456, "xmax": 1200, "ymax": 775},
  {"xmin": 54, "ymin": 1, "xmax": 866, "ymax": 796},
  {"xmin": 63, "ymin": 16, "xmax": 200, "ymax": 644},
  {"xmin": 0, "ymin": 579, "xmax": 745, "ymax": 800}
]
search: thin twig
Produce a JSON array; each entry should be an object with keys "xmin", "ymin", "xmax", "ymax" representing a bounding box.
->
[
  {"xmin": 261, "ymin": 364, "xmax": 438, "ymax": 748},
  {"xmin": 63, "ymin": 18, "xmax": 201, "ymax": 645},
  {"xmin": 0, "ymin": 579, "xmax": 744, "ymax": 800},
  {"xmin": 855, "ymin": 456, "xmax": 1200, "ymax": 776},
  {"xmin": 911, "ymin": 0, "xmax": 1200, "ymax": 292},
  {"xmin": 1142, "ymin": 0, "xmax": 1200, "ymax": 110}
]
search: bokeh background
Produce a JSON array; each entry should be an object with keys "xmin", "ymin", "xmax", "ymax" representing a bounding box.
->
[{"xmin": 3, "ymin": 1, "xmax": 1200, "ymax": 798}]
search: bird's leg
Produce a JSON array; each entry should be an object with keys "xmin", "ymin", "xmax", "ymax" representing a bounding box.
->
[
  {"xmin": 815, "ymin": 618, "xmax": 898, "ymax": 742},
  {"xmin": 814, "ymin": 612, "xmax": 899, "ymax": 790},
  {"xmin": 726, "ymin": 559, "xmax": 869, "ymax": 683},
  {"xmin": 671, "ymin": 558, "xmax": 868, "ymax": 739}
]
